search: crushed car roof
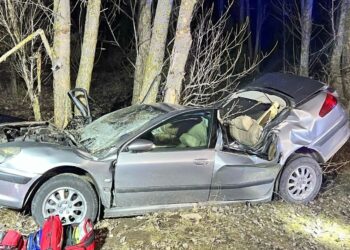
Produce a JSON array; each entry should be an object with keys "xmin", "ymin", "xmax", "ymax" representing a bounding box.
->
[{"xmin": 247, "ymin": 73, "xmax": 325, "ymax": 105}]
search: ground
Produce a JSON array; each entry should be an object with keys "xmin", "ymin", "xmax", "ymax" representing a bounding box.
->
[{"xmin": 0, "ymin": 153, "xmax": 349, "ymax": 250}]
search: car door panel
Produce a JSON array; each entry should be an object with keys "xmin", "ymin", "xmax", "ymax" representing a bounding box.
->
[
  {"xmin": 115, "ymin": 149, "xmax": 215, "ymax": 207},
  {"xmin": 209, "ymin": 151, "xmax": 281, "ymax": 201}
]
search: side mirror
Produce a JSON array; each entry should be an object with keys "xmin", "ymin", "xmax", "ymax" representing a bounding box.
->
[
  {"xmin": 68, "ymin": 88, "xmax": 92, "ymax": 124},
  {"xmin": 127, "ymin": 139, "xmax": 155, "ymax": 152}
]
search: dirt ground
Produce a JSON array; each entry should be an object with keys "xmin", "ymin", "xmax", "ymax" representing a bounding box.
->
[{"xmin": 0, "ymin": 153, "xmax": 349, "ymax": 250}]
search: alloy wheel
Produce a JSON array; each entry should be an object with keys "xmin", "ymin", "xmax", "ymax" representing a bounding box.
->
[
  {"xmin": 42, "ymin": 187, "xmax": 87, "ymax": 225},
  {"xmin": 287, "ymin": 165, "xmax": 317, "ymax": 200}
]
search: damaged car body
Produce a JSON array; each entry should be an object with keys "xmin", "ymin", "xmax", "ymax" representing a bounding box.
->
[{"xmin": 0, "ymin": 73, "xmax": 349, "ymax": 225}]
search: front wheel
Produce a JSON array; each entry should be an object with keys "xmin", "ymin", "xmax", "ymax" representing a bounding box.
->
[
  {"xmin": 31, "ymin": 174, "xmax": 98, "ymax": 225},
  {"xmin": 279, "ymin": 156, "xmax": 322, "ymax": 204}
]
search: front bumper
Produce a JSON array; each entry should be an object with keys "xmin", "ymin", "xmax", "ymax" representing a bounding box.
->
[{"xmin": 0, "ymin": 172, "xmax": 38, "ymax": 209}]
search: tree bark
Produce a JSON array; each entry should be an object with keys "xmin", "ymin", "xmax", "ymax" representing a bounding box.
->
[
  {"xmin": 342, "ymin": 1, "xmax": 350, "ymax": 112},
  {"xmin": 239, "ymin": 0, "xmax": 245, "ymax": 24},
  {"xmin": 164, "ymin": 0, "xmax": 198, "ymax": 104},
  {"xmin": 331, "ymin": 0, "xmax": 350, "ymax": 99},
  {"xmin": 299, "ymin": 0, "xmax": 313, "ymax": 77},
  {"xmin": 75, "ymin": 0, "xmax": 101, "ymax": 95},
  {"xmin": 53, "ymin": 0, "xmax": 71, "ymax": 128},
  {"xmin": 132, "ymin": 0, "xmax": 152, "ymax": 104},
  {"xmin": 9, "ymin": 64, "xmax": 18, "ymax": 96},
  {"xmin": 138, "ymin": 0, "xmax": 174, "ymax": 104},
  {"xmin": 245, "ymin": 0, "xmax": 253, "ymax": 60},
  {"xmin": 254, "ymin": 0, "xmax": 263, "ymax": 57}
]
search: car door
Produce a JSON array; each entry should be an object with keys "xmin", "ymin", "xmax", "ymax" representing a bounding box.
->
[
  {"xmin": 209, "ymin": 126, "xmax": 281, "ymax": 202},
  {"xmin": 114, "ymin": 110, "xmax": 216, "ymax": 207}
]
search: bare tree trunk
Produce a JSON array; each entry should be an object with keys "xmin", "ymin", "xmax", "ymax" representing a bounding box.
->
[
  {"xmin": 132, "ymin": 0, "xmax": 152, "ymax": 104},
  {"xmin": 9, "ymin": 64, "xmax": 18, "ymax": 96},
  {"xmin": 254, "ymin": 0, "xmax": 264, "ymax": 57},
  {"xmin": 53, "ymin": 0, "xmax": 71, "ymax": 128},
  {"xmin": 3, "ymin": 0, "xmax": 43, "ymax": 121},
  {"xmin": 245, "ymin": 0, "xmax": 253, "ymax": 59},
  {"xmin": 75, "ymin": 0, "xmax": 101, "ymax": 95},
  {"xmin": 239, "ymin": 0, "xmax": 245, "ymax": 23},
  {"xmin": 138, "ymin": 0, "xmax": 174, "ymax": 104},
  {"xmin": 282, "ymin": 0, "xmax": 286, "ymax": 72},
  {"xmin": 164, "ymin": 0, "xmax": 198, "ymax": 104},
  {"xmin": 331, "ymin": 0, "xmax": 350, "ymax": 97},
  {"xmin": 299, "ymin": 0, "xmax": 313, "ymax": 77},
  {"xmin": 342, "ymin": 1, "xmax": 350, "ymax": 112}
]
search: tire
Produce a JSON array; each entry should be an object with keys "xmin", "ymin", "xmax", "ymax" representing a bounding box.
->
[
  {"xmin": 279, "ymin": 156, "xmax": 322, "ymax": 204},
  {"xmin": 31, "ymin": 174, "xmax": 98, "ymax": 226}
]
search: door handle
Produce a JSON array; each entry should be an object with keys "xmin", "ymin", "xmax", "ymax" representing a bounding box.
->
[{"xmin": 193, "ymin": 158, "xmax": 209, "ymax": 166}]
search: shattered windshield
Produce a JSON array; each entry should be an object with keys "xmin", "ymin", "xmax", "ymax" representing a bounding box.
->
[{"xmin": 79, "ymin": 105, "xmax": 166, "ymax": 154}]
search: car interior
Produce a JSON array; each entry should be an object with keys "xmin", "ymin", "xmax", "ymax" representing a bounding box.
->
[
  {"xmin": 220, "ymin": 90, "xmax": 288, "ymax": 155},
  {"xmin": 140, "ymin": 113, "xmax": 211, "ymax": 150}
]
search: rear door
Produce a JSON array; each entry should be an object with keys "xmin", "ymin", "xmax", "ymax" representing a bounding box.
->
[
  {"xmin": 209, "ymin": 150, "xmax": 281, "ymax": 201},
  {"xmin": 114, "ymin": 110, "xmax": 217, "ymax": 207}
]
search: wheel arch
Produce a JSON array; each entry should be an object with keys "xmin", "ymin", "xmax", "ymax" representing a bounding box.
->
[
  {"xmin": 23, "ymin": 166, "xmax": 102, "ymax": 212},
  {"xmin": 273, "ymin": 147, "xmax": 323, "ymax": 199}
]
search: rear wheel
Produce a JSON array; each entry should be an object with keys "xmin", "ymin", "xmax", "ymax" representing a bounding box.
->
[
  {"xmin": 279, "ymin": 156, "xmax": 322, "ymax": 203},
  {"xmin": 31, "ymin": 174, "xmax": 98, "ymax": 225}
]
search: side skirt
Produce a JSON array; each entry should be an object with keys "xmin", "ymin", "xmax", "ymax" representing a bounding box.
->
[{"xmin": 103, "ymin": 196, "xmax": 272, "ymax": 218}]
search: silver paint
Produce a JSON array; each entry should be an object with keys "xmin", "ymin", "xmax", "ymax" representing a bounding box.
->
[{"xmin": 0, "ymin": 89, "xmax": 348, "ymax": 219}]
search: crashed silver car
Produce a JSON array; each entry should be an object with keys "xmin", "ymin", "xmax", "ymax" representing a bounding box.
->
[{"xmin": 0, "ymin": 73, "xmax": 349, "ymax": 225}]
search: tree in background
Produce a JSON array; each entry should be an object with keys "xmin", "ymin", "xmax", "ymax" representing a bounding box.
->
[
  {"xmin": 342, "ymin": 9, "xmax": 350, "ymax": 111},
  {"xmin": 254, "ymin": 0, "xmax": 267, "ymax": 60},
  {"xmin": 138, "ymin": 0, "xmax": 174, "ymax": 104},
  {"xmin": 0, "ymin": 0, "xmax": 50, "ymax": 121},
  {"xmin": 330, "ymin": 0, "xmax": 350, "ymax": 105},
  {"xmin": 52, "ymin": 0, "xmax": 71, "ymax": 128},
  {"xmin": 75, "ymin": 0, "xmax": 102, "ymax": 95},
  {"xmin": 164, "ymin": 0, "xmax": 198, "ymax": 104},
  {"xmin": 132, "ymin": 0, "xmax": 153, "ymax": 104},
  {"xmin": 182, "ymin": 3, "xmax": 269, "ymax": 107},
  {"xmin": 299, "ymin": 0, "xmax": 313, "ymax": 76}
]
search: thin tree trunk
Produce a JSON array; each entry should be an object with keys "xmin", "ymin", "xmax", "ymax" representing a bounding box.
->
[
  {"xmin": 299, "ymin": 0, "xmax": 313, "ymax": 77},
  {"xmin": 282, "ymin": 0, "xmax": 286, "ymax": 72},
  {"xmin": 331, "ymin": 0, "xmax": 350, "ymax": 98},
  {"xmin": 32, "ymin": 95, "xmax": 41, "ymax": 121},
  {"xmin": 245, "ymin": 0, "xmax": 253, "ymax": 59},
  {"xmin": 75, "ymin": 0, "xmax": 101, "ymax": 95},
  {"xmin": 132, "ymin": 0, "xmax": 152, "ymax": 104},
  {"xmin": 138, "ymin": 0, "xmax": 174, "ymax": 104},
  {"xmin": 53, "ymin": 0, "xmax": 71, "ymax": 128},
  {"xmin": 164, "ymin": 0, "xmax": 198, "ymax": 104},
  {"xmin": 342, "ymin": 1, "xmax": 350, "ymax": 113},
  {"xmin": 218, "ymin": 0, "xmax": 225, "ymax": 15},
  {"xmin": 239, "ymin": 0, "xmax": 245, "ymax": 23},
  {"xmin": 6, "ymin": 0, "xmax": 42, "ymax": 120},
  {"xmin": 9, "ymin": 64, "xmax": 18, "ymax": 96},
  {"xmin": 254, "ymin": 0, "xmax": 263, "ymax": 57}
]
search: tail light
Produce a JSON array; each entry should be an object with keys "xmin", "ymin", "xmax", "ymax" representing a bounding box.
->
[{"xmin": 319, "ymin": 92, "xmax": 337, "ymax": 117}]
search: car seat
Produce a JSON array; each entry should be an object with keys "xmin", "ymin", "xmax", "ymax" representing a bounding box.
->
[{"xmin": 229, "ymin": 115, "xmax": 263, "ymax": 147}]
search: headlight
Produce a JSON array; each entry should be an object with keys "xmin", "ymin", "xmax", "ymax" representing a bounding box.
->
[{"xmin": 0, "ymin": 147, "xmax": 21, "ymax": 163}]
